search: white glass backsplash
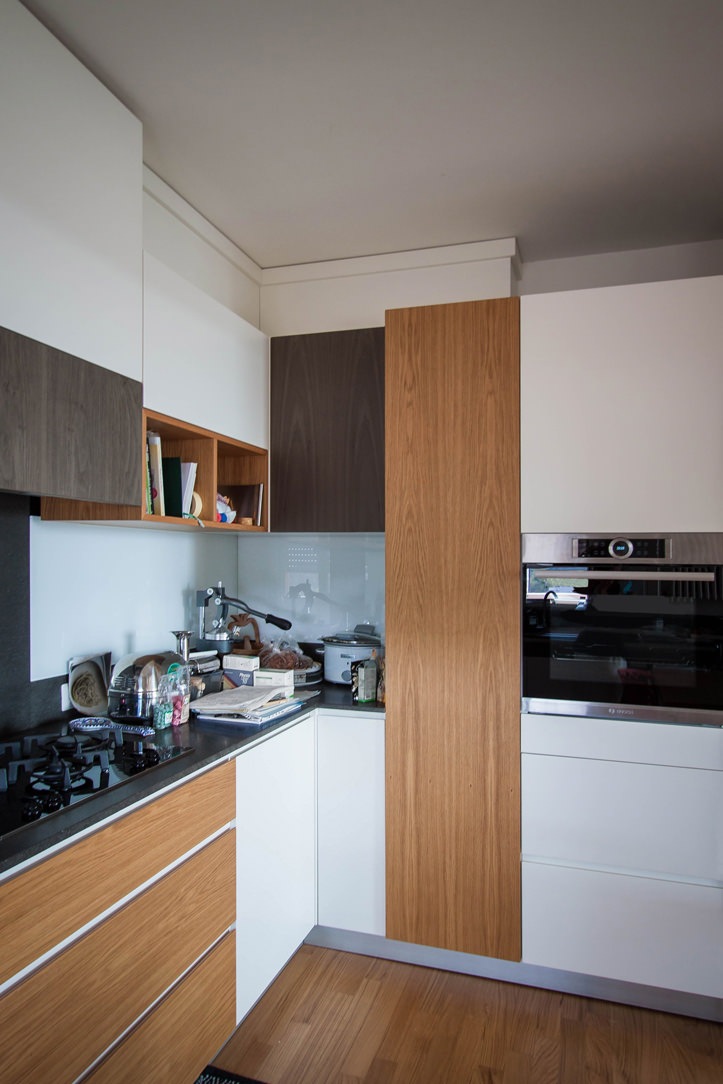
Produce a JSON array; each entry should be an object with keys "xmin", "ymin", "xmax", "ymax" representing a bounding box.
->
[
  {"xmin": 30, "ymin": 518, "xmax": 238, "ymax": 680},
  {"xmin": 237, "ymin": 534, "xmax": 385, "ymax": 645}
]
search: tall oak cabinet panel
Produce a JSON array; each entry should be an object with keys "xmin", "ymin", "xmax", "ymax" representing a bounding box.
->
[{"xmin": 385, "ymin": 298, "xmax": 521, "ymax": 961}]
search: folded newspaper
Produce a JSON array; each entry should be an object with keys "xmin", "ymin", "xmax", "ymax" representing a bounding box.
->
[{"xmin": 189, "ymin": 685, "xmax": 292, "ymax": 715}]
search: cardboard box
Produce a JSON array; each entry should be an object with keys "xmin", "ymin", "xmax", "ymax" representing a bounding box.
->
[
  {"xmin": 253, "ymin": 668, "xmax": 295, "ymax": 689},
  {"xmin": 222, "ymin": 669, "xmax": 254, "ymax": 689},
  {"xmin": 223, "ymin": 654, "xmax": 260, "ymax": 671}
]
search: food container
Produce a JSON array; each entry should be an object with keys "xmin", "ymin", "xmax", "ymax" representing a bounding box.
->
[
  {"xmin": 351, "ymin": 657, "xmax": 378, "ymax": 702},
  {"xmin": 320, "ymin": 629, "xmax": 383, "ymax": 684}
]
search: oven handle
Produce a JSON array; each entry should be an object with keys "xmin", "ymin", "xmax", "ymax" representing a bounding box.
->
[{"xmin": 535, "ymin": 569, "xmax": 716, "ymax": 582}]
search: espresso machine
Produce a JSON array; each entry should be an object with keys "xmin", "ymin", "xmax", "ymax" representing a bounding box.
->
[{"xmin": 196, "ymin": 582, "xmax": 292, "ymax": 653}]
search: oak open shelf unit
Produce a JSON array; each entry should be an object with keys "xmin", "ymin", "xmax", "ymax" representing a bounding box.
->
[{"xmin": 41, "ymin": 409, "xmax": 268, "ymax": 532}]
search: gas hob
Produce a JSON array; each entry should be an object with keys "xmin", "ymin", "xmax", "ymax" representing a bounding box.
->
[{"xmin": 0, "ymin": 719, "xmax": 192, "ymax": 840}]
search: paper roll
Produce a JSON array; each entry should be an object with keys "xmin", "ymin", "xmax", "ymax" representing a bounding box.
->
[{"xmin": 191, "ymin": 492, "xmax": 202, "ymax": 517}]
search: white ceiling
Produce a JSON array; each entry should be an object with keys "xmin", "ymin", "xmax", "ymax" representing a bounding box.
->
[{"xmin": 20, "ymin": 0, "xmax": 723, "ymax": 270}]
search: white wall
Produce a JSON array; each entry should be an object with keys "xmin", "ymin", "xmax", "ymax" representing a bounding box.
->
[
  {"xmin": 143, "ymin": 167, "xmax": 261, "ymax": 327},
  {"xmin": 30, "ymin": 520, "xmax": 238, "ymax": 680},
  {"xmin": 259, "ymin": 239, "xmax": 518, "ymax": 335},
  {"xmin": 519, "ymin": 239, "xmax": 723, "ymax": 296},
  {"xmin": 257, "ymin": 235, "xmax": 723, "ymax": 337}
]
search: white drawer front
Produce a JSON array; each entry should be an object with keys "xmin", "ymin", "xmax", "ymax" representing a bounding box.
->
[
  {"xmin": 522, "ymin": 862, "xmax": 723, "ymax": 998},
  {"xmin": 521, "ymin": 713, "xmax": 723, "ymax": 769},
  {"xmin": 522, "ymin": 753, "xmax": 723, "ymax": 883}
]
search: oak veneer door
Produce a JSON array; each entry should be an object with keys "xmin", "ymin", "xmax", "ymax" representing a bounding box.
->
[{"xmin": 385, "ymin": 298, "xmax": 521, "ymax": 960}]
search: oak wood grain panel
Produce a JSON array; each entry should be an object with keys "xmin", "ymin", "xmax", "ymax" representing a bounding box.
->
[
  {"xmin": 217, "ymin": 944, "xmax": 723, "ymax": 1084},
  {"xmin": 0, "ymin": 324, "xmax": 141, "ymax": 504},
  {"xmin": 40, "ymin": 496, "xmax": 144, "ymax": 520},
  {"xmin": 0, "ymin": 758, "xmax": 235, "ymax": 986},
  {"xmin": 87, "ymin": 931, "xmax": 236, "ymax": 1084},
  {"xmin": 270, "ymin": 327, "xmax": 384, "ymax": 532},
  {"xmin": 0, "ymin": 831, "xmax": 235, "ymax": 1084},
  {"xmin": 385, "ymin": 298, "xmax": 521, "ymax": 960},
  {"xmin": 40, "ymin": 408, "xmax": 268, "ymax": 530}
]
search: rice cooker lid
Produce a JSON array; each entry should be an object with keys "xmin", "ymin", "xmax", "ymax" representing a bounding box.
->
[{"xmin": 321, "ymin": 631, "xmax": 381, "ymax": 647}]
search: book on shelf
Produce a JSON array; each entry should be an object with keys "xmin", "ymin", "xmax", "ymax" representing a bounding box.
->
[
  {"xmin": 180, "ymin": 461, "xmax": 197, "ymax": 515},
  {"xmin": 144, "ymin": 441, "xmax": 153, "ymax": 515},
  {"xmin": 161, "ymin": 456, "xmax": 183, "ymax": 518},
  {"xmin": 146, "ymin": 431, "xmax": 165, "ymax": 516},
  {"xmin": 234, "ymin": 483, "xmax": 264, "ymax": 526}
]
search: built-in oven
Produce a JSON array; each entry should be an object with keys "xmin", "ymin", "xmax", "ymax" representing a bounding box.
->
[{"xmin": 522, "ymin": 533, "xmax": 723, "ymax": 726}]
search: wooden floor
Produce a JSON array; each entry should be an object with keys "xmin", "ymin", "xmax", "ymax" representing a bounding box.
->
[{"xmin": 214, "ymin": 945, "xmax": 723, "ymax": 1084}]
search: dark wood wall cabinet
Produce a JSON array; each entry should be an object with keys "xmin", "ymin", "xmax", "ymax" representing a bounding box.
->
[
  {"xmin": 270, "ymin": 327, "xmax": 384, "ymax": 532},
  {"xmin": 0, "ymin": 326, "xmax": 141, "ymax": 505}
]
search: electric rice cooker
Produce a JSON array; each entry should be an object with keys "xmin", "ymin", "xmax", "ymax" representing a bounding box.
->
[{"xmin": 320, "ymin": 629, "xmax": 383, "ymax": 684}]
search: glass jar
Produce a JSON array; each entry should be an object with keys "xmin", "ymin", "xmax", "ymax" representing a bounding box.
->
[{"xmin": 153, "ymin": 664, "xmax": 190, "ymax": 729}]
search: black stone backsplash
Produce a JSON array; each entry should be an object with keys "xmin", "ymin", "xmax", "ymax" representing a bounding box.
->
[
  {"xmin": 0, "ymin": 492, "xmax": 31, "ymax": 730},
  {"xmin": 0, "ymin": 493, "xmax": 71, "ymax": 735}
]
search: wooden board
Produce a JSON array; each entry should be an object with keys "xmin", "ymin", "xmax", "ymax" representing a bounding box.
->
[
  {"xmin": 0, "ymin": 831, "xmax": 235, "ymax": 1082},
  {"xmin": 0, "ymin": 758, "xmax": 235, "ymax": 985},
  {"xmin": 87, "ymin": 932, "xmax": 236, "ymax": 1083},
  {"xmin": 384, "ymin": 298, "xmax": 521, "ymax": 960}
]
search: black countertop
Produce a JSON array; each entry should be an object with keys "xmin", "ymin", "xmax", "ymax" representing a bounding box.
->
[{"xmin": 0, "ymin": 684, "xmax": 383, "ymax": 877}]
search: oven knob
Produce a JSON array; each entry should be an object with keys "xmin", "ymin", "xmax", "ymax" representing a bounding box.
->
[
  {"xmin": 42, "ymin": 791, "xmax": 63, "ymax": 813},
  {"xmin": 123, "ymin": 740, "xmax": 148, "ymax": 774},
  {"xmin": 22, "ymin": 797, "xmax": 44, "ymax": 822},
  {"xmin": 609, "ymin": 537, "xmax": 633, "ymax": 559}
]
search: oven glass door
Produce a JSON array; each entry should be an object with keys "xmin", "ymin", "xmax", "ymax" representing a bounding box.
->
[{"xmin": 522, "ymin": 563, "xmax": 723, "ymax": 724}]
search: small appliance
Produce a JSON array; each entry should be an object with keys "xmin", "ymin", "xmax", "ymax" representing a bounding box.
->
[
  {"xmin": 195, "ymin": 582, "xmax": 292, "ymax": 653},
  {"xmin": 522, "ymin": 532, "xmax": 723, "ymax": 726},
  {"xmin": 107, "ymin": 650, "xmax": 188, "ymax": 723},
  {"xmin": 320, "ymin": 626, "xmax": 383, "ymax": 685}
]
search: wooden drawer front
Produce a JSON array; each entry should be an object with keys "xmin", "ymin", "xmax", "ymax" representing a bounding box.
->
[
  {"xmin": 1, "ymin": 758, "xmax": 235, "ymax": 986},
  {"xmin": 87, "ymin": 931, "xmax": 236, "ymax": 1083},
  {"xmin": 0, "ymin": 830, "xmax": 235, "ymax": 1083}
]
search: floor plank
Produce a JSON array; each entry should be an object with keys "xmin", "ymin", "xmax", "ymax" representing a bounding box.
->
[{"xmin": 214, "ymin": 945, "xmax": 723, "ymax": 1084}]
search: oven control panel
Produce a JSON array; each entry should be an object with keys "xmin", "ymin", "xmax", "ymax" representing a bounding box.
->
[{"xmin": 574, "ymin": 536, "xmax": 669, "ymax": 560}]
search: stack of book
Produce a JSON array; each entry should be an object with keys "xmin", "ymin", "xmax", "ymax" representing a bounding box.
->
[
  {"xmin": 190, "ymin": 684, "xmax": 305, "ymax": 726},
  {"xmin": 146, "ymin": 431, "xmax": 197, "ymax": 518}
]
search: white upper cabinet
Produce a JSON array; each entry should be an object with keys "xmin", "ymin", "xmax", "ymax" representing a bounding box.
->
[
  {"xmin": 143, "ymin": 253, "xmax": 269, "ymax": 448},
  {"xmin": 0, "ymin": 0, "xmax": 142, "ymax": 379},
  {"xmin": 520, "ymin": 275, "xmax": 723, "ymax": 533}
]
